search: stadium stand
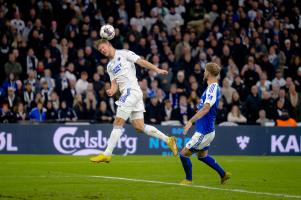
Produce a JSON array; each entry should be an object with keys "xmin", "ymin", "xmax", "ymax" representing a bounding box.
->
[{"xmin": 0, "ymin": 0, "xmax": 300, "ymax": 125}]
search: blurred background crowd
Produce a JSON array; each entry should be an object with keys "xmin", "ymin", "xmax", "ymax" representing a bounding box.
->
[{"xmin": 0, "ymin": 0, "xmax": 300, "ymax": 126}]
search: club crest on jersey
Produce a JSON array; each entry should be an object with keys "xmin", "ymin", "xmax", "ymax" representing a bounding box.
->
[{"xmin": 112, "ymin": 63, "xmax": 121, "ymax": 75}]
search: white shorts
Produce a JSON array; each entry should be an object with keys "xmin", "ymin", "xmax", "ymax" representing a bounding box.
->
[
  {"xmin": 185, "ymin": 131, "xmax": 215, "ymax": 153},
  {"xmin": 115, "ymin": 88, "xmax": 145, "ymax": 121}
]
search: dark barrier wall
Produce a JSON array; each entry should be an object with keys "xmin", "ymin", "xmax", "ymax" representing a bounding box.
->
[{"xmin": 0, "ymin": 124, "xmax": 300, "ymax": 155}]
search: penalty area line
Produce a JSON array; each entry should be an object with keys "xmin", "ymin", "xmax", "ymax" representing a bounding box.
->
[{"xmin": 91, "ymin": 175, "xmax": 301, "ymax": 199}]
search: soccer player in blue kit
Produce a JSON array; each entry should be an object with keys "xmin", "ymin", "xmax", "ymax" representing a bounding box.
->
[{"xmin": 179, "ymin": 62, "xmax": 231, "ymax": 185}]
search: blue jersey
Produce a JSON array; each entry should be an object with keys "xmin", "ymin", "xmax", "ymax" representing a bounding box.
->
[{"xmin": 195, "ymin": 83, "xmax": 221, "ymax": 134}]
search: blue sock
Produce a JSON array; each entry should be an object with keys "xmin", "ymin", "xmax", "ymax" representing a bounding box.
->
[
  {"xmin": 179, "ymin": 153, "xmax": 192, "ymax": 181},
  {"xmin": 198, "ymin": 155, "xmax": 225, "ymax": 178}
]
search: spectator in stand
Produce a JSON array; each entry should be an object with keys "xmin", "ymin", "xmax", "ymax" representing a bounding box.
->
[
  {"xmin": 6, "ymin": 87, "xmax": 20, "ymax": 110},
  {"xmin": 287, "ymin": 84, "xmax": 301, "ymax": 121},
  {"xmin": 260, "ymin": 91, "xmax": 275, "ymax": 119},
  {"xmin": 145, "ymin": 95, "xmax": 164, "ymax": 124},
  {"xmin": 14, "ymin": 102, "xmax": 28, "ymax": 121},
  {"xmin": 244, "ymin": 85, "xmax": 261, "ymax": 124},
  {"xmin": 2, "ymin": 73, "xmax": 18, "ymax": 95},
  {"xmin": 167, "ymin": 83, "xmax": 179, "ymax": 109},
  {"xmin": 75, "ymin": 71, "xmax": 89, "ymax": 95},
  {"xmin": 256, "ymin": 72, "xmax": 271, "ymax": 96},
  {"xmin": 29, "ymin": 101, "xmax": 46, "ymax": 122},
  {"xmin": 256, "ymin": 110, "xmax": 271, "ymax": 126},
  {"xmin": 293, "ymin": 67, "xmax": 301, "ymax": 92},
  {"xmin": 23, "ymin": 82, "xmax": 35, "ymax": 111},
  {"xmin": 83, "ymin": 90, "xmax": 97, "ymax": 119},
  {"xmin": 95, "ymin": 101, "xmax": 113, "ymax": 123},
  {"xmin": 157, "ymin": 62, "xmax": 173, "ymax": 93},
  {"xmin": 227, "ymin": 105, "xmax": 247, "ymax": 124},
  {"xmin": 0, "ymin": 103, "xmax": 15, "ymax": 123},
  {"xmin": 232, "ymin": 75, "xmax": 247, "ymax": 101},
  {"xmin": 46, "ymin": 101, "xmax": 57, "ymax": 121},
  {"xmin": 163, "ymin": 99, "xmax": 173, "ymax": 121},
  {"xmin": 163, "ymin": 5, "xmax": 184, "ymax": 35},
  {"xmin": 58, "ymin": 101, "xmax": 77, "ymax": 122},
  {"xmin": 216, "ymin": 97, "xmax": 228, "ymax": 124},
  {"xmin": 171, "ymin": 95, "xmax": 193, "ymax": 125},
  {"xmin": 228, "ymin": 91, "xmax": 242, "ymax": 111},
  {"xmin": 0, "ymin": 0, "xmax": 300, "ymax": 124},
  {"xmin": 275, "ymin": 110, "xmax": 297, "ymax": 127},
  {"xmin": 73, "ymin": 94, "xmax": 85, "ymax": 120},
  {"xmin": 40, "ymin": 69, "xmax": 55, "ymax": 91},
  {"xmin": 241, "ymin": 56, "xmax": 262, "ymax": 90},
  {"xmin": 221, "ymin": 77, "xmax": 236, "ymax": 105},
  {"xmin": 25, "ymin": 48, "xmax": 38, "ymax": 73},
  {"xmin": 4, "ymin": 53, "xmax": 22, "ymax": 79},
  {"xmin": 278, "ymin": 88, "xmax": 291, "ymax": 111},
  {"xmin": 272, "ymin": 69, "xmax": 286, "ymax": 88}
]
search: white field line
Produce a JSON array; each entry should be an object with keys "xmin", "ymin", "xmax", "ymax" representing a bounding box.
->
[
  {"xmin": 2, "ymin": 174, "xmax": 301, "ymax": 199},
  {"xmin": 91, "ymin": 175, "xmax": 301, "ymax": 199}
]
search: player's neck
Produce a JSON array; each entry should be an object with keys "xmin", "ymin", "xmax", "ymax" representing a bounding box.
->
[
  {"xmin": 207, "ymin": 77, "xmax": 218, "ymax": 85},
  {"xmin": 108, "ymin": 48, "xmax": 116, "ymax": 59}
]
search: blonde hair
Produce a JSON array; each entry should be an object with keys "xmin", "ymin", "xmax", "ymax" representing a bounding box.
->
[
  {"xmin": 205, "ymin": 62, "xmax": 221, "ymax": 77},
  {"xmin": 96, "ymin": 39, "xmax": 110, "ymax": 47}
]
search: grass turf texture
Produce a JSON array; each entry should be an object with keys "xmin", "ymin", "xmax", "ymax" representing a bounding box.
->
[{"xmin": 0, "ymin": 155, "xmax": 300, "ymax": 200}]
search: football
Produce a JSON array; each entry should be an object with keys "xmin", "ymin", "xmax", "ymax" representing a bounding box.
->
[{"xmin": 99, "ymin": 24, "xmax": 115, "ymax": 40}]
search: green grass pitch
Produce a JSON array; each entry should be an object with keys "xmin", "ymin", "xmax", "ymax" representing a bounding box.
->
[{"xmin": 0, "ymin": 155, "xmax": 301, "ymax": 200}]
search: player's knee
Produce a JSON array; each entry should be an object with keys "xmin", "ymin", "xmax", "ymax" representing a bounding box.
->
[
  {"xmin": 113, "ymin": 118, "xmax": 125, "ymax": 127},
  {"xmin": 133, "ymin": 124, "xmax": 144, "ymax": 132},
  {"xmin": 197, "ymin": 151, "xmax": 208, "ymax": 160},
  {"xmin": 180, "ymin": 148, "xmax": 191, "ymax": 157},
  {"xmin": 131, "ymin": 120, "xmax": 145, "ymax": 132}
]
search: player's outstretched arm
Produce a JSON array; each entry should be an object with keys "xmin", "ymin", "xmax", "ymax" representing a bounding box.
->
[
  {"xmin": 106, "ymin": 79, "xmax": 118, "ymax": 97},
  {"xmin": 183, "ymin": 103, "xmax": 211, "ymax": 135},
  {"xmin": 136, "ymin": 59, "xmax": 168, "ymax": 75}
]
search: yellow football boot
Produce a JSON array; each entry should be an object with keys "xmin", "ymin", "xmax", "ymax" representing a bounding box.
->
[
  {"xmin": 90, "ymin": 153, "xmax": 112, "ymax": 163},
  {"xmin": 221, "ymin": 172, "xmax": 232, "ymax": 184},
  {"xmin": 167, "ymin": 136, "xmax": 178, "ymax": 156},
  {"xmin": 179, "ymin": 179, "xmax": 193, "ymax": 185}
]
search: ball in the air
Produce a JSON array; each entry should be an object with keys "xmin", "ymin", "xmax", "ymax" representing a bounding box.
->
[{"xmin": 99, "ymin": 24, "xmax": 115, "ymax": 40}]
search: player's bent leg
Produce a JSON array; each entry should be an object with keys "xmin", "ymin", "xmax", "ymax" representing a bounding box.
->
[
  {"xmin": 133, "ymin": 119, "xmax": 178, "ymax": 156},
  {"xmin": 90, "ymin": 117, "xmax": 126, "ymax": 163},
  {"xmin": 179, "ymin": 147, "xmax": 193, "ymax": 185},
  {"xmin": 197, "ymin": 150, "xmax": 231, "ymax": 184},
  {"xmin": 131, "ymin": 118, "xmax": 145, "ymax": 133}
]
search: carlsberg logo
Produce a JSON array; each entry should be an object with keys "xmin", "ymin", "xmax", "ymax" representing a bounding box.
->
[{"xmin": 53, "ymin": 127, "xmax": 137, "ymax": 155}]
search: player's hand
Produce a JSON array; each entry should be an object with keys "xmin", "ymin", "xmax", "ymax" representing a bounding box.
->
[
  {"xmin": 183, "ymin": 121, "xmax": 192, "ymax": 135},
  {"xmin": 106, "ymin": 89, "xmax": 115, "ymax": 96},
  {"xmin": 157, "ymin": 69, "xmax": 168, "ymax": 75}
]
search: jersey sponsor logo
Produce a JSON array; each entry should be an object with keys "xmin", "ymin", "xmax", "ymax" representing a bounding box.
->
[
  {"xmin": 119, "ymin": 88, "xmax": 131, "ymax": 103},
  {"xmin": 236, "ymin": 136, "xmax": 250, "ymax": 150},
  {"xmin": 112, "ymin": 63, "xmax": 122, "ymax": 75}
]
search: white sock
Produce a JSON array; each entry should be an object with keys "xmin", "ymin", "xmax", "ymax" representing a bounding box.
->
[
  {"xmin": 103, "ymin": 127, "xmax": 123, "ymax": 156},
  {"xmin": 143, "ymin": 124, "xmax": 169, "ymax": 143}
]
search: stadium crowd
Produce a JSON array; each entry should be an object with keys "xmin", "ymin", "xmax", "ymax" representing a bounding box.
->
[{"xmin": 0, "ymin": 0, "xmax": 300, "ymax": 126}]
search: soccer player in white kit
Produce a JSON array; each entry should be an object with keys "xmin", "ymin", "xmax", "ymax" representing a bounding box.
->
[{"xmin": 90, "ymin": 39, "xmax": 178, "ymax": 163}]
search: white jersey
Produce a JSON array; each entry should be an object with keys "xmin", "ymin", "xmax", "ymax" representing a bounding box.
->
[{"xmin": 107, "ymin": 49, "xmax": 141, "ymax": 94}]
